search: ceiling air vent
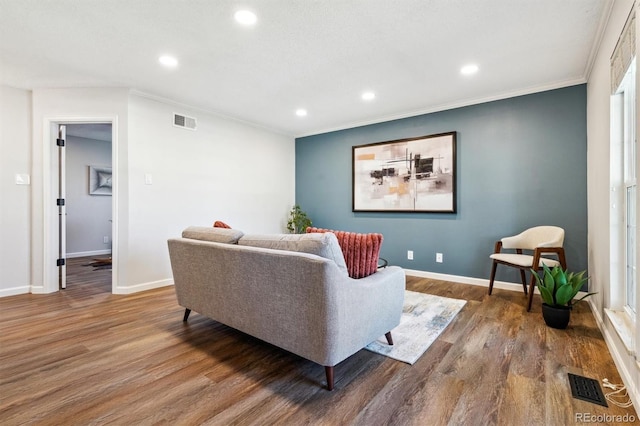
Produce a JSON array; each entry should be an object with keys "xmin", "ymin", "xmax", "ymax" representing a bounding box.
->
[{"xmin": 173, "ymin": 113, "xmax": 197, "ymax": 131}]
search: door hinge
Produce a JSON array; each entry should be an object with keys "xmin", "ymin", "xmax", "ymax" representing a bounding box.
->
[
  {"xmin": 56, "ymin": 138, "xmax": 65, "ymax": 147},
  {"xmin": 57, "ymin": 258, "xmax": 66, "ymax": 266},
  {"xmin": 57, "ymin": 198, "xmax": 65, "ymax": 206}
]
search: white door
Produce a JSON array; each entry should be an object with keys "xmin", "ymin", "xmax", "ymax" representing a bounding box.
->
[{"xmin": 57, "ymin": 124, "xmax": 67, "ymax": 289}]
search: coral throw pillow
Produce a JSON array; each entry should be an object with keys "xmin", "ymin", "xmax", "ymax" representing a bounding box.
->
[
  {"xmin": 306, "ymin": 227, "xmax": 383, "ymax": 279},
  {"xmin": 213, "ymin": 220, "xmax": 231, "ymax": 229}
]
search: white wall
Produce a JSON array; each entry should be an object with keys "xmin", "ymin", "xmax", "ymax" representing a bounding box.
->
[
  {"xmin": 4, "ymin": 87, "xmax": 294, "ymax": 297},
  {"xmin": 586, "ymin": 0, "xmax": 639, "ymax": 407},
  {"xmin": 126, "ymin": 94, "xmax": 295, "ymax": 291},
  {"xmin": 0, "ymin": 85, "xmax": 32, "ymax": 296},
  {"xmin": 65, "ymin": 134, "xmax": 112, "ymax": 256}
]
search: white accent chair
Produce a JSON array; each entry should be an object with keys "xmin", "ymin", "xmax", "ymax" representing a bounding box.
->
[{"xmin": 488, "ymin": 226, "xmax": 567, "ymax": 311}]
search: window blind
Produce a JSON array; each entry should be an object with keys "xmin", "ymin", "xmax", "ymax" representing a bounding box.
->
[{"xmin": 612, "ymin": 8, "xmax": 636, "ymax": 94}]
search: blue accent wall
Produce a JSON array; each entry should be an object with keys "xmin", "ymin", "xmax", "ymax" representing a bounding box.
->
[{"xmin": 295, "ymin": 85, "xmax": 587, "ymax": 282}]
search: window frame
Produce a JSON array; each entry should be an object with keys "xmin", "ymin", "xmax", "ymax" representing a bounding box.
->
[{"xmin": 617, "ymin": 58, "xmax": 638, "ymax": 318}]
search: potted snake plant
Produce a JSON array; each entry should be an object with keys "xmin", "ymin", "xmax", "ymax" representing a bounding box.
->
[{"xmin": 531, "ymin": 265, "xmax": 596, "ymax": 329}]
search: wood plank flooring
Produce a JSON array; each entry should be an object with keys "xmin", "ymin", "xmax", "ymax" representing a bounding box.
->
[{"xmin": 0, "ymin": 262, "xmax": 636, "ymax": 425}]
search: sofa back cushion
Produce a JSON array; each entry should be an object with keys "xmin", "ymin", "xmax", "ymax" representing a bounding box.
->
[
  {"xmin": 306, "ymin": 227, "xmax": 383, "ymax": 279},
  {"xmin": 182, "ymin": 226, "xmax": 244, "ymax": 244},
  {"xmin": 238, "ymin": 233, "xmax": 348, "ymax": 276}
]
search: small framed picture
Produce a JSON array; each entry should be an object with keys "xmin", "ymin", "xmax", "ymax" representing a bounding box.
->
[{"xmin": 89, "ymin": 165, "xmax": 112, "ymax": 196}]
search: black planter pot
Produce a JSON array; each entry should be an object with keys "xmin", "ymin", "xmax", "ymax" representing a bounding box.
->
[{"xmin": 541, "ymin": 303, "xmax": 571, "ymax": 329}]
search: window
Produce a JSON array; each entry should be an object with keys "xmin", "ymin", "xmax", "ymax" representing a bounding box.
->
[
  {"xmin": 615, "ymin": 58, "xmax": 637, "ymax": 316},
  {"xmin": 606, "ymin": 4, "xmax": 637, "ymax": 360}
]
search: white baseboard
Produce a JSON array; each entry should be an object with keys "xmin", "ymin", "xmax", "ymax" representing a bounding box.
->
[
  {"xmin": 402, "ymin": 268, "xmax": 592, "ymax": 299},
  {"xmin": 114, "ymin": 278, "xmax": 173, "ymax": 295},
  {"xmin": 2, "ymin": 278, "xmax": 173, "ymax": 298},
  {"xmin": 66, "ymin": 250, "xmax": 111, "ymax": 258},
  {"xmin": 403, "ymin": 268, "xmax": 528, "ymax": 293},
  {"xmin": 587, "ymin": 298, "xmax": 640, "ymax": 411},
  {"xmin": 0, "ymin": 285, "xmax": 30, "ymax": 297}
]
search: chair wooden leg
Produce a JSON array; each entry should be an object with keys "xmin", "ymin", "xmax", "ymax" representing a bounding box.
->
[
  {"xmin": 527, "ymin": 275, "xmax": 537, "ymax": 312},
  {"xmin": 385, "ymin": 332, "xmax": 394, "ymax": 345},
  {"xmin": 325, "ymin": 366, "xmax": 334, "ymax": 391},
  {"xmin": 520, "ymin": 269, "xmax": 528, "ymax": 295},
  {"xmin": 183, "ymin": 308, "xmax": 191, "ymax": 322},
  {"xmin": 488, "ymin": 261, "xmax": 498, "ymax": 295},
  {"xmin": 558, "ymin": 249, "xmax": 567, "ymax": 270}
]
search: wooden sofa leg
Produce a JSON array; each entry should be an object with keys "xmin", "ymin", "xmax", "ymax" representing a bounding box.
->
[
  {"xmin": 325, "ymin": 366, "xmax": 334, "ymax": 391},
  {"xmin": 385, "ymin": 332, "xmax": 394, "ymax": 345},
  {"xmin": 183, "ymin": 308, "xmax": 191, "ymax": 322}
]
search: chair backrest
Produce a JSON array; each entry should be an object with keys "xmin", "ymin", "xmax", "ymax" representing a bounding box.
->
[{"xmin": 501, "ymin": 226, "xmax": 564, "ymax": 250}]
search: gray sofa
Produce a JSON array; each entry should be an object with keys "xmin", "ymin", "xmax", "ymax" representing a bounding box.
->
[{"xmin": 167, "ymin": 226, "xmax": 406, "ymax": 390}]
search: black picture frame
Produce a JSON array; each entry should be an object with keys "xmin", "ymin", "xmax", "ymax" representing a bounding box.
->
[{"xmin": 352, "ymin": 131, "xmax": 456, "ymax": 213}]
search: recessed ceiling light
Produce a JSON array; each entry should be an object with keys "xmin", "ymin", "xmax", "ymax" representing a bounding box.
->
[
  {"xmin": 295, "ymin": 109, "xmax": 307, "ymax": 117},
  {"xmin": 234, "ymin": 10, "xmax": 257, "ymax": 25},
  {"xmin": 159, "ymin": 55, "xmax": 178, "ymax": 68},
  {"xmin": 362, "ymin": 91, "xmax": 376, "ymax": 101},
  {"xmin": 460, "ymin": 64, "xmax": 479, "ymax": 75}
]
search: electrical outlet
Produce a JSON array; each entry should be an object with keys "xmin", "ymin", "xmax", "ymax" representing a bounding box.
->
[
  {"xmin": 103, "ymin": 236, "xmax": 109, "ymax": 244},
  {"xmin": 436, "ymin": 253, "xmax": 443, "ymax": 263},
  {"xmin": 407, "ymin": 250, "xmax": 414, "ymax": 260}
]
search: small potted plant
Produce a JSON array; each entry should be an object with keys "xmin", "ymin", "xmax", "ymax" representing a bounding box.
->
[
  {"xmin": 531, "ymin": 265, "xmax": 596, "ymax": 329},
  {"xmin": 286, "ymin": 205, "xmax": 312, "ymax": 234}
]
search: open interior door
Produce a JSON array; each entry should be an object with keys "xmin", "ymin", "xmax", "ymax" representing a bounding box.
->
[{"xmin": 57, "ymin": 124, "xmax": 66, "ymax": 289}]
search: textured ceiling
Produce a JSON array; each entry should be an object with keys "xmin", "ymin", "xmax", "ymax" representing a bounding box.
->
[{"xmin": 0, "ymin": 0, "xmax": 612, "ymax": 136}]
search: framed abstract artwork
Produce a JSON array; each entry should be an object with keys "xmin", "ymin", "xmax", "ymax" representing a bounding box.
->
[
  {"xmin": 89, "ymin": 165, "xmax": 112, "ymax": 196},
  {"xmin": 352, "ymin": 132, "xmax": 456, "ymax": 213}
]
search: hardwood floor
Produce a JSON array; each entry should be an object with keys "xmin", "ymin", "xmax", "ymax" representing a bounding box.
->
[{"xmin": 0, "ymin": 266, "xmax": 636, "ymax": 425}]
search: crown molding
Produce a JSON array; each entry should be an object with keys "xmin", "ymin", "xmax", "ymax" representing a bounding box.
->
[{"xmin": 295, "ymin": 78, "xmax": 587, "ymax": 138}]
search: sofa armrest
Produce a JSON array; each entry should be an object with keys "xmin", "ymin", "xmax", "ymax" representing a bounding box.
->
[{"xmin": 323, "ymin": 266, "xmax": 406, "ymax": 365}]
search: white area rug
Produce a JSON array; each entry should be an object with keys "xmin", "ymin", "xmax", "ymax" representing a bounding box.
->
[{"xmin": 365, "ymin": 290, "xmax": 466, "ymax": 364}]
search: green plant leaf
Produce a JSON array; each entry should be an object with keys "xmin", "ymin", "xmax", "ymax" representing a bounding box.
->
[
  {"xmin": 555, "ymin": 284, "xmax": 575, "ymax": 305},
  {"xmin": 531, "ymin": 269, "xmax": 542, "ymax": 286},
  {"xmin": 555, "ymin": 268, "xmax": 567, "ymax": 287},
  {"xmin": 566, "ymin": 271, "xmax": 574, "ymax": 284},
  {"xmin": 569, "ymin": 271, "xmax": 588, "ymax": 292},
  {"xmin": 537, "ymin": 285, "xmax": 555, "ymax": 306},
  {"xmin": 575, "ymin": 292, "xmax": 597, "ymax": 302},
  {"xmin": 531, "ymin": 266, "xmax": 595, "ymax": 307},
  {"xmin": 286, "ymin": 205, "xmax": 312, "ymax": 234},
  {"xmin": 543, "ymin": 269, "xmax": 555, "ymax": 293}
]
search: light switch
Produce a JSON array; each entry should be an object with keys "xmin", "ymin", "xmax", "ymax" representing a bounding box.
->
[
  {"xmin": 144, "ymin": 173, "xmax": 153, "ymax": 185},
  {"xmin": 15, "ymin": 174, "xmax": 30, "ymax": 185}
]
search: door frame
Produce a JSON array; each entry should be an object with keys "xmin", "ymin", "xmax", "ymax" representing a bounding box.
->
[{"xmin": 41, "ymin": 116, "xmax": 118, "ymax": 293}]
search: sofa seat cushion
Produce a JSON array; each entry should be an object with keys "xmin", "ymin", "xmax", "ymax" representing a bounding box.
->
[
  {"xmin": 306, "ymin": 227, "xmax": 383, "ymax": 279},
  {"xmin": 182, "ymin": 226, "xmax": 244, "ymax": 244},
  {"xmin": 238, "ymin": 233, "xmax": 348, "ymax": 276}
]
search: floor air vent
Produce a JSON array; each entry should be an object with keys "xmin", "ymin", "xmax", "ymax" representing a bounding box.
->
[
  {"xmin": 173, "ymin": 113, "xmax": 197, "ymax": 130},
  {"xmin": 568, "ymin": 373, "xmax": 608, "ymax": 407}
]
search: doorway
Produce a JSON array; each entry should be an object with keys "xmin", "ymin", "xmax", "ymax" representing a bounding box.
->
[
  {"xmin": 43, "ymin": 118, "xmax": 117, "ymax": 294},
  {"xmin": 64, "ymin": 124, "xmax": 113, "ymax": 292}
]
